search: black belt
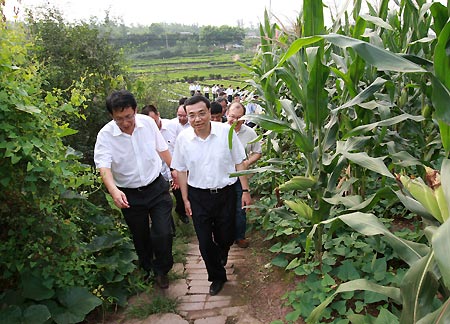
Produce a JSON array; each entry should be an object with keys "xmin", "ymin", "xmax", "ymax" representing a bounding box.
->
[
  {"xmin": 119, "ymin": 174, "xmax": 162, "ymax": 192},
  {"xmin": 189, "ymin": 184, "xmax": 232, "ymax": 195}
]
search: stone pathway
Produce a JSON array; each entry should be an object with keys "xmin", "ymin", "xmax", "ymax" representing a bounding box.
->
[{"xmin": 121, "ymin": 241, "xmax": 263, "ymax": 324}]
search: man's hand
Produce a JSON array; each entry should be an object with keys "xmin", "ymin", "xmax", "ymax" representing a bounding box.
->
[
  {"xmin": 111, "ymin": 188, "xmax": 129, "ymax": 209},
  {"xmin": 241, "ymin": 191, "xmax": 251, "ymax": 208},
  {"xmin": 184, "ymin": 199, "xmax": 192, "ymax": 217}
]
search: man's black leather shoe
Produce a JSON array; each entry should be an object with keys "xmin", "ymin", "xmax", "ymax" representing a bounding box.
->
[
  {"xmin": 155, "ymin": 274, "xmax": 169, "ymax": 289},
  {"xmin": 209, "ymin": 280, "xmax": 225, "ymax": 296}
]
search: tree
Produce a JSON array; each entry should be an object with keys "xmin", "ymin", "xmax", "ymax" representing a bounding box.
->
[{"xmin": 26, "ymin": 6, "xmax": 128, "ymax": 164}]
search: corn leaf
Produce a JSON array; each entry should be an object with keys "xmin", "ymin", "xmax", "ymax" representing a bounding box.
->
[
  {"xmin": 307, "ymin": 279, "xmax": 401, "ymax": 323},
  {"xmin": 399, "ymin": 251, "xmax": 439, "ymax": 324},
  {"xmin": 432, "ymin": 217, "xmax": 450, "ymax": 290},
  {"xmin": 322, "ymin": 33, "xmax": 426, "ymax": 72}
]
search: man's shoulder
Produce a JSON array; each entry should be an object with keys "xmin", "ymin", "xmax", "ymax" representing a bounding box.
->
[{"xmin": 241, "ymin": 123, "xmax": 257, "ymax": 134}]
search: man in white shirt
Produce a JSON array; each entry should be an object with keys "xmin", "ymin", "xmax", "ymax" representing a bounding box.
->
[
  {"xmin": 225, "ymin": 85, "xmax": 234, "ymax": 103},
  {"xmin": 141, "ymin": 105, "xmax": 177, "ymax": 182},
  {"xmin": 94, "ymin": 90, "xmax": 174, "ymax": 289},
  {"xmin": 171, "ymin": 95, "xmax": 251, "ymax": 296},
  {"xmin": 226, "ymin": 102, "xmax": 262, "ymax": 248}
]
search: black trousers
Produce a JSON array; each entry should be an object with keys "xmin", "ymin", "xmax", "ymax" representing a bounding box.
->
[
  {"xmin": 120, "ymin": 174, "xmax": 174, "ymax": 275},
  {"xmin": 188, "ymin": 184, "xmax": 237, "ymax": 282}
]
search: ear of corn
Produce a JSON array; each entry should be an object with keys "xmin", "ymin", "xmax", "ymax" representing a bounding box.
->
[
  {"xmin": 435, "ymin": 185, "xmax": 449, "ymax": 222},
  {"xmin": 285, "ymin": 199, "xmax": 313, "ymax": 220},
  {"xmin": 399, "ymin": 174, "xmax": 444, "ymax": 223}
]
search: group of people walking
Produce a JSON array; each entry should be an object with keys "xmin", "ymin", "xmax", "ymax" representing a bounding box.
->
[{"xmin": 94, "ymin": 89, "xmax": 262, "ymax": 296}]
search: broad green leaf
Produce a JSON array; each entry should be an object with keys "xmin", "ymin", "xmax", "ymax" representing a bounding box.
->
[
  {"xmin": 271, "ymin": 254, "xmax": 288, "ymax": 268},
  {"xmin": 278, "ymin": 176, "xmax": 316, "ymax": 191},
  {"xmin": 400, "ymin": 251, "xmax": 439, "ymax": 324},
  {"xmin": 432, "ymin": 219, "xmax": 450, "ymax": 289},
  {"xmin": 0, "ymin": 305, "xmax": 22, "ymax": 323},
  {"xmin": 438, "ymin": 120, "xmax": 450, "ymax": 154},
  {"xmin": 441, "ymin": 159, "xmax": 450, "ymax": 217},
  {"xmin": 229, "ymin": 165, "xmax": 283, "ymax": 177},
  {"xmin": 335, "ymin": 77, "xmax": 387, "ymax": 111},
  {"xmin": 303, "ymin": 0, "xmax": 324, "ymax": 36},
  {"xmin": 15, "ymin": 104, "xmax": 41, "ymax": 114},
  {"xmin": 56, "ymin": 126, "xmax": 78, "ymax": 138},
  {"xmin": 23, "ymin": 305, "xmax": 51, "ymax": 324},
  {"xmin": 338, "ymin": 213, "xmax": 429, "ymax": 266},
  {"xmin": 434, "ymin": 21, "xmax": 450, "ymax": 89},
  {"xmin": 21, "ymin": 272, "xmax": 54, "ymax": 301},
  {"xmin": 323, "ymin": 195, "xmax": 362, "ymax": 208},
  {"xmin": 85, "ymin": 232, "xmax": 124, "ymax": 253},
  {"xmin": 322, "ymin": 33, "xmax": 426, "ymax": 72},
  {"xmin": 284, "ymin": 199, "xmax": 313, "ymax": 220},
  {"xmin": 430, "ymin": 2, "xmax": 448, "ymax": 36},
  {"xmin": 374, "ymin": 308, "xmax": 399, "ymax": 324},
  {"xmin": 431, "ymin": 76, "xmax": 450, "ymax": 125},
  {"xmin": 305, "ymin": 46, "xmax": 330, "ymax": 129},
  {"xmin": 337, "ymin": 260, "xmax": 360, "ymax": 281},
  {"xmin": 393, "ymin": 190, "xmax": 435, "ymax": 221},
  {"xmin": 55, "ymin": 287, "xmax": 102, "ymax": 323},
  {"xmin": 286, "ymin": 257, "xmax": 302, "ymax": 270},
  {"xmin": 343, "ymin": 113, "xmax": 424, "ymax": 139},
  {"xmin": 307, "ymin": 279, "xmax": 401, "ymax": 323},
  {"xmin": 342, "ymin": 152, "xmax": 394, "ymax": 178},
  {"xmin": 242, "ymin": 114, "xmax": 291, "ymax": 132},
  {"xmin": 360, "ymin": 14, "xmax": 394, "ymax": 30},
  {"xmin": 416, "ymin": 298, "xmax": 450, "ymax": 324}
]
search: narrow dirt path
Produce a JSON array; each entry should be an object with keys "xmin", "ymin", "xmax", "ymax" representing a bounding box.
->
[{"xmin": 103, "ymin": 232, "xmax": 296, "ymax": 323}]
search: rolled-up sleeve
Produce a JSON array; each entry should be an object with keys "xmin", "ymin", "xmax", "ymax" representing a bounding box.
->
[{"xmin": 94, "ymin": 131, "xmax": 112, "ymax": 169}]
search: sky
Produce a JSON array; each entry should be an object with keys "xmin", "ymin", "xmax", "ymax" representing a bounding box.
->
[{"xmin": 4, "ymin": 0, "xmax": 306, "ymax": 27}]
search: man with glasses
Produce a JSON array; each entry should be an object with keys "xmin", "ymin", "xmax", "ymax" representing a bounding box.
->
[
  {"xmin": 171, "ymin": 95, "xmax": 251, "ymax": 296},
  {"xmin": 226, "ymin": 102, "xmax": 262, "ymax": 248},
  {"xmin": 94, "ymin": 90, "xmax": 174, "ymax": 289}
]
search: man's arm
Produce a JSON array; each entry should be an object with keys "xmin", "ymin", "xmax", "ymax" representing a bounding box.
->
[
  {"xmin": 235, "ymin": 161, "xmax": 251, "ymax": 207},
  {"xmin": 98, "ymin": 167, "xmax": 129, "ymax": 209},
  {"xmin": 243, "ymin": 152, "xmax": 262, "ymax": 169},
  {"xmin": 158, "ymin": 149, "xmax": 177, "ymax": 186},
  {"xmin": 177, "ymin": 170, "xmax": 192, "ymax": 217}
]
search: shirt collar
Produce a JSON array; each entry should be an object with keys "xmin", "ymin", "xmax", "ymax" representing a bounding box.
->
[
  {"xmin": 112, "ymin": 115, "xmax": 144, "ymax": 136},
  {"xmin": 186, "ymin": 122, "xmax": 219, "ymax": 140}
]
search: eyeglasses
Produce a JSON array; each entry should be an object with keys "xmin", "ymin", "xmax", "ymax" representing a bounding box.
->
[
  {"xmin": 188, "ymin": 111, "xmax": 208, "ymax": 120},
  {"xmin": 227, "ymin": 114, "xmax": 243, "ymax": 121},
  {"xmin": 113, "ymin": 113, "xmax": 135, "ymax": 124}
]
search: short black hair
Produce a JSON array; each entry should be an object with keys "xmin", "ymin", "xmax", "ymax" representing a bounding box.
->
[
  {"xmin": 141, "ymin": 104, "xmax": 158, "ymax": 115},
  {"xmin": 178, "ymin": 97, "xmax": 188, "ymax": 106},
  {"xmin": 184, "ymin": 95, "xmax": 210, "ymax": 109},
  {"xmin": 106, "ymin": 90, "xmax": 137, "ymax": 114},
  {"xmin": 210, "ymin": 101, "xmax": 223, "ymax": 115}
]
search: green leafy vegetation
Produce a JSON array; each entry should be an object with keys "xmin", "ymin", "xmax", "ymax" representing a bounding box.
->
[{"xmin": 2, "ymin": 0, "xmax": 450, "ymax": 323}]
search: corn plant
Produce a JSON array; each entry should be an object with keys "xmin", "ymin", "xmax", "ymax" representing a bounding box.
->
[
  {"xmin": 241, "ymin": 0, "xmax": 449, "ymax": 321},
  {"xmin": 308, "ymin": 159, "xmax": 450, "ymax": 323}
]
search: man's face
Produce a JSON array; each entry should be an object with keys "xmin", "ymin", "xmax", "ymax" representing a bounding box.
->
[
  {"xmin": 186, "ymin": 101, "xmax": 210, "ymax": 133},
  {"xmin": 147, "ymin": 111, "xmax": 161, "ymax": 129},
  {"xmin": 227, "ymin": 104, "xmax": 244, "ymax": 130},
  {"xmin": 211, "ymin": 113, "xmax": 223, "ymax": 122},
  {"xmin": 177, "ymin": 106, "xmax": 188, "ymax": 125},
  {"xmin": 112, "ymin": 106, "xmax": 136, "ymax": 134}
]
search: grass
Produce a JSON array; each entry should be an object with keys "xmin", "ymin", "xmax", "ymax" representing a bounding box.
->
[{"xmin": 124, "ymin": 295, "xmax": 179, "ymax": 319}]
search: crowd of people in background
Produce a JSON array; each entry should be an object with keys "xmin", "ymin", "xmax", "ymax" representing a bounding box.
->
[{"xmin": 94, "ymin": 85, "xmax": 264, "ymax": 297}]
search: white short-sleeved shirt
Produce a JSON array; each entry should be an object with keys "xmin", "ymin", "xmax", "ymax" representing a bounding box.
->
[
  {"xmin": 236, "ymin": 124, "xmax": 262, "ymax": 157},
  {"xmin": 171, "ymin": 122, "xmax": 246, "ymax": 189},
  {"xmin": 159, "ymin": 118, "xmax": 178, "ymax": 180},
  {"xmin": 94, "ymin": 114, "xmax": 168, "ymax": 188}
]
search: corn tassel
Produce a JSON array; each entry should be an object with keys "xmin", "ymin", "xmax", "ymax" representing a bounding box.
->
[{"xmin": 400, "ymin": 175, "xmax": 443, "ymax": 223}]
